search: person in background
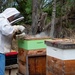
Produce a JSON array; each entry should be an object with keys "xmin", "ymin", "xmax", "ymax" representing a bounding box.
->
[{"xmin": 0, "ymin": 8, "xmax": 25, "ymax": 75}]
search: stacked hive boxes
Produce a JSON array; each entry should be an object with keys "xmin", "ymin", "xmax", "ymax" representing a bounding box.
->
[
  {"xmin": 5, "ymin": 51, "xmax": 18, "ymax": 75},
  {"xmin": 5, "ymin": 51, "xmax": 18, "ymax": 66},
  {"xmin": 18, "ymin": 37, "xmax": 49, "ymax": 75},
  {"xmin": 45, "ymin": 39, "xmax": 75, "ymax": 75}
]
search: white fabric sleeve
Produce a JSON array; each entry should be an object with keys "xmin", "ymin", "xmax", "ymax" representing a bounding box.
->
[
  {"xmin": 0, "ymin": 19, "xmax": 15, "ymax": 36},
  {"xmin": 1, "ymin": 25, "xmax": 14, "ymax": 36}
]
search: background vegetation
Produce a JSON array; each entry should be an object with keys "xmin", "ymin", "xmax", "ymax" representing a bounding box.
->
[{"xmin": 0, "ymin": 0, "xmax": 75, "ymax": 38}]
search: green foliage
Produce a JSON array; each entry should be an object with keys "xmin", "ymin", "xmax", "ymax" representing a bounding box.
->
[
  {"xmin": 42, "ymin": 1, "xmax": 52, "ymax": 22},
  {"xmin": 14, "ymin": 0, "xmax": 32, "ymax": 24},
  {"xmin": 1, "ymin": 0, "xmax": 75, "ymax": 29}
]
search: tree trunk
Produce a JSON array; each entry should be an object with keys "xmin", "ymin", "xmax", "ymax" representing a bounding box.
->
[
  {"xmin": 37, "ymin": 12, "xmax": 47, "ymax": 33},
  {"xmin": 32, "ymin": 0, "xmax": 38, "ymax": 35},
  {"xmin": 50, "ymin": 0, "xmax": 56, "ymax": 38}
]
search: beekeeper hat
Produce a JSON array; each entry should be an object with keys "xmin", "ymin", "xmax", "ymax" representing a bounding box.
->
[
  {"xmin": 2, "ymin": 8, "xmax": 20, "ymax": 19},
  {"xmin": 0, "ymin": 8, "xmax": 24, "ymax": 25}
]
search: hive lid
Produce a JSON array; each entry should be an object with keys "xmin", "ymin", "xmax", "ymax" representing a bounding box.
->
[
  {"xmin": 23, "ymin": 35, "xmax": 50, "ymax": 40},
  {"xmin": 45, "ymin": 38, "xmax": 75, "ymax": 49}
]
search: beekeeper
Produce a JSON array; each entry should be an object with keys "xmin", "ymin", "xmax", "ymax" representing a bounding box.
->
[{"xmin": 0, "ymin": 8, "xmax": 25, "ymax": 75}]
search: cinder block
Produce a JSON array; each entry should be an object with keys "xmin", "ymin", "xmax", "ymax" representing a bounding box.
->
[{"xmin": 5, "ymin": 68, "xmax": 18, "ymax": 75}]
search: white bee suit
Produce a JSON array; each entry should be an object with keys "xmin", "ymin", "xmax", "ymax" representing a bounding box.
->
[{"xmin": 0, "ymin": 8, "xmax": 20, "ymax": 54}]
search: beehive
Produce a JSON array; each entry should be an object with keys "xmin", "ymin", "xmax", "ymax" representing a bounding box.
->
[
  {"xmin": 18, "ymin": 37, "xmax": 50, "ymax": 75},
  {"xmin": 45, "ymin": 39, "xmax": 75, "ymax": 75}
]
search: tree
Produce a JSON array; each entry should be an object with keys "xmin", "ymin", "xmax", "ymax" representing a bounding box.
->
[
  {"xmin": 0, "ymin": 0, "xmax": 7, "ymax": 12},
  {"xmin": 50, "ymin": 0, "xmax": 56, "ymax": 38},
  {"xmin": 31, "ymin": 0, "xmax": 49, "ymax": 35},
  {"xmin": 16, "ymin": 0, "xmax": 32, "ymax": 24},
  {"xmin": 32, "ymin": 0, "xmax": 38, "ymax": 35}
]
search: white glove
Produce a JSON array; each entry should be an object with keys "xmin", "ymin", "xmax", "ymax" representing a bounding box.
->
[
  {"xmin": 16, "ymin": 32, "xmax": 26, "ymax": 39},
  {"xmin": 18, "ymin": 25, "xmax": 25, "ymax": 32},
  {"xmin": 13, "ymin": 25, "xmax": 25, "ymax": 33}
]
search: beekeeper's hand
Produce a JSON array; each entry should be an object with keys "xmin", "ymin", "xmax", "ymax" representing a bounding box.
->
[
  {"xmin": 16, "ymin": 32, "xmax": 26, "ymax": 39},
  {"xmin": 13, "ymin": 25, "xmax": 25, "ymax": 33},
  {"xmin": 17, "ymin": 25, "xmax": 25, "ymax": 32}
]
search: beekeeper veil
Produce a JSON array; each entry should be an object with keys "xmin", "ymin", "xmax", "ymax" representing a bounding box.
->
[{"xmin": 0, "ymin": 8, "xmax": 24, "ymax": 25}]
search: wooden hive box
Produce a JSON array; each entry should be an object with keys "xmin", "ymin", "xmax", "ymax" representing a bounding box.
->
[
  {"xmin": 18, "ymin": 37, "xmax": 50, "ymax": 75},
  {"xmin": 45, "ymin": 39, "xmax": 75, "ymax": 75}
]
